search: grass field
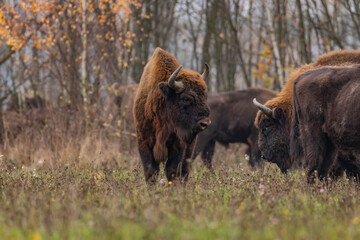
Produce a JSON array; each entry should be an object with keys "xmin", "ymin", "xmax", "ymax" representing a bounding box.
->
[{"xmin": 1, "ymin": 143, "xmax": 360, "ymax": 240}]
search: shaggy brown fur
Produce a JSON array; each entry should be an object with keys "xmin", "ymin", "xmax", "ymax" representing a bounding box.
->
[
  {"xmin": 134, "ymin": 48, "xmax": 210, "ymax": 184},
  {"xmin": 255, "ymin": 49, "xmax": 360, "ymax": 173}
]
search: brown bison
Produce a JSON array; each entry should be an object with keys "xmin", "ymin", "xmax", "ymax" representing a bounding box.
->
[
  {"xmin": 293, "ymin": 65, "xmax": 360, "ymax": 181},
  {"xmin": 133, "ymin": 48, "xmax": 211, "ymax": 184},
  {"xmin": 254, "ymin": 50, "xmax": 360, "ymax": 173},
  {"xmin": 192, "ymin": 88, "xmax": 277, "ymax": 171}
]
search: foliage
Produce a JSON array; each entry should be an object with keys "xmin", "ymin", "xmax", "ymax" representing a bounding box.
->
[
  {"xmin": 0, "ymin": 0, "xmax": 141, "ymax": 111},
  {"xmin": 253, "ymin": 43, "xmax": 275, "ymax": 88}
]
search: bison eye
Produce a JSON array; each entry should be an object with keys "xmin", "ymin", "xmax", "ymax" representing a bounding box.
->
[
  {"xmin": 180, "ymin": 95, "xmax": 193, "ymax": 105},
  {"xmin": 261, "ymin": 127, "xmax": 266, "ymax": 133},
  {"xmin": 261, "ymin": 126, "xmax": 269, "ymax": 136}
]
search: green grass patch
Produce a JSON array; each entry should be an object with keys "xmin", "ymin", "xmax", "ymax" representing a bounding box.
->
[{"xmin": 0, "ymin": 161, "xmax": 359, "ymax": 239}]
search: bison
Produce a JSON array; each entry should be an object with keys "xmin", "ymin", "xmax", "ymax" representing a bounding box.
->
[
  {"xmin": 293, "ymin": 65, "xmax": 360, "ymax": 181},
  {"xmin": 192, "ymin": 88, "xmax": 277, "ymax": 171},
  {"xmin": 253, "ymin": 50, "xmax": 360, "ymax": 173},
  {"xmin": 133, "ymin": 48, "xmax": 211, "ymax": 184}
]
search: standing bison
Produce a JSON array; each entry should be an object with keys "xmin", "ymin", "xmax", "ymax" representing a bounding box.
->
[
  {"xmin": 254, "ymin": 50, "xmax": 360, "ymax": 173},
  {"xmin": 293, "ymin": 65, "xmax": 360, "ymax": 181},
  {"xmin": 192, "ymin": 88, "xmax": 277, "ymax": 171},
  {"xmin": 134, "ymin": 48, "xmax": 211, "ymax": 184}
]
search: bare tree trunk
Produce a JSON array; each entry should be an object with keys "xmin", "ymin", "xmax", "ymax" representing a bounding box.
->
[
  {"xmin": 15, "ymin": 49, "xmax": 25, "ymax": 113},
  {"xmin": 304, "ymin": 0, "xmax": 312, "ymax": 61},
  {"xmin": 264, "ymin": 0, "xmax": 284, "ymax": 89},
  {"xmin": 248, "ymin": 0, "xmax": 254, "ymax": 87},
  {"xmin": 185, "ymin": 0, "xmax": 201, "ymax": 70},
  {"xmin": 8, "ymin": 0, "xmax": 25, "ymax": 112},
  {"xmin": 81, "ymin": 0, "xmax": 89, "ymax": 129},
  {"xmin": 225, "ymin": 0, "xmax": 251, "ymax": 88},
  {"xmin": 202, "ymin": 0, "xmax": 216, "ymax": 89},
  {"xmin": 306, "ymin": 0, "xmax": 325, "ymax": 53},
  {"xmin": 131, "ymin": 0, "xmax": 151, "ymax": 83},
  {"xmin": 320, "ymin": 0, "xmax": 344, "ymax": 49},
  {"xmin": 342, "ymin": 0, "xmax": 360, "ymax": 41},
  {"xmin": 254, "ymin": 2, "xmax": 266, "ymax": 87},
  {"xmin": 296, "ymin": 0, "xmax": 310, "ymax": 63}
]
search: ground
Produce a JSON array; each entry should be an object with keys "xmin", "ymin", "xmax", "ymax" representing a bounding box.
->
[{"xmin": 0, "ymin": 144, "xmax": 360, "ymax": 240}]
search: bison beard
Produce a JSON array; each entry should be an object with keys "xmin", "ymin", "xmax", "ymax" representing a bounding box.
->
[
  {"xmin": 255, "ymin": 106, "xmax": 292, "ymax": 172},
  {"xmin": 293, "ymin": 65, "xmax": 360, "ymax": 182},
  {"xmin": 133, "ymin": 48, "xmax": 210, "ymax": 184},
  {"xmin": 254, "ymin": 49, "xmax": 360, "ymax": 174}
]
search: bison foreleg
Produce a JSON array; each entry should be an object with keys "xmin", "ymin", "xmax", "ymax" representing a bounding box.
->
[
  {"xmin": 138, "ymin": 145, "xmax": 160, "ymax": 185},
  {"xmin": 165, "ymin": 140, "xmax": 188, "ymax": 182}
]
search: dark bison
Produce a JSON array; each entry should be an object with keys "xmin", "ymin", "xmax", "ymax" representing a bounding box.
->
[
  {"xmin": 192, "ymin": 88, "xmax": 277, "ymax": 171},
  {"xmin": 293, "ymin": 65, "xmax": 360, "ymax": 181},
  {"xmin": 134, "ymin": 48, "xmax": 211, "ymax": 184},
  {"xmin": 254, "ymin": 50, "xmax": 360, "ymax": 173}
]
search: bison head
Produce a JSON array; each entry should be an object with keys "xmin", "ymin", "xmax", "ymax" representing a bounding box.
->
[
  {"xmin": 158, "ymin": 65, "xmax": 211, "ymax": 144},
  {"xmin": 253, "ymin": 98, "xmax": 292, "ymax": 172}
]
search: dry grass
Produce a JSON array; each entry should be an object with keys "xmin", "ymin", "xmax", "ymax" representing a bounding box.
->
[{"xmin": 0, "ymin": 112, "xmax": 360, "ymax": 240}]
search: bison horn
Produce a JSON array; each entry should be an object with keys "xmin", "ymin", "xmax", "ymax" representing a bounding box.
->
[
  {"xmin": 253, "ymin": 98, "xmax": 273, "ymax": 117},
  {"xmin": 168, "ymin": 65, "xmax": 184, "ymax": 92},
  {"xmin": 201, "ymin": 63, "xmax": 209, "ymax": 80}
]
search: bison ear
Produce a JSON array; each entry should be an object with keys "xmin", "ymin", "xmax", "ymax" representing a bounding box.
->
[
  {"xmin": 158, "ymin": 82, "xmax": 170, "ymax": 98},
  {"xmin": 273, "ymin": 107, "xmax": 286, "ymax": 124}
]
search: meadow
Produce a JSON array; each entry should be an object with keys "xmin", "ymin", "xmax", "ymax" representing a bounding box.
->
[
  {"xmin": 2, "ymin": 0, "xmax": 360, "ymax": 239},
  {"xmin": 1, "ymin": 137, "xmax": 360, "ymax": 240}
]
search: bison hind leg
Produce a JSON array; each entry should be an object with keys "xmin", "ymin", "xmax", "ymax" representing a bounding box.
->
[
  {"xmin": 328, "ymin": 158, "xmax": 345, "ymax": 180},
  {"xmin": 318, "ymin": 139, "xmax": 337, "ymax": 181},
  {"xmin": 305, "ymin": 133, "xmax": 336, "ymax": 183}
]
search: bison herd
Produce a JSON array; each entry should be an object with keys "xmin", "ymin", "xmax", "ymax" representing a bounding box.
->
[{"xmin": 129, "ymin": 48, "xmax": 360, "ymax": 184}]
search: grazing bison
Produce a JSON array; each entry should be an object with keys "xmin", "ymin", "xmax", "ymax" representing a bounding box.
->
[
  {"xmin": 254, "ymin": 50, "xmax": 360, "ymax": 173},
  {"xmin": 134, "ymin": 48, "xmax": 211, "ymax": 184},
  {"xmin": 293, "ymin": 65, "xmax": 360, "ymax": 181},
  {"xmin": 192, "ymin": 88, "xmax": 277, "ymax": 171}
]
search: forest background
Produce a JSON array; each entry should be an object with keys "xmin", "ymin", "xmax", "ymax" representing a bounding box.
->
[{"xmin": 1, "ymin": 0, "xmax": 359, "ymax": 113}]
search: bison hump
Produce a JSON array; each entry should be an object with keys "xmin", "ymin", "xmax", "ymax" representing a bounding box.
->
[{"xmin": 146, "ymin": 48, "xmax": 181, "ymax": 84}]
